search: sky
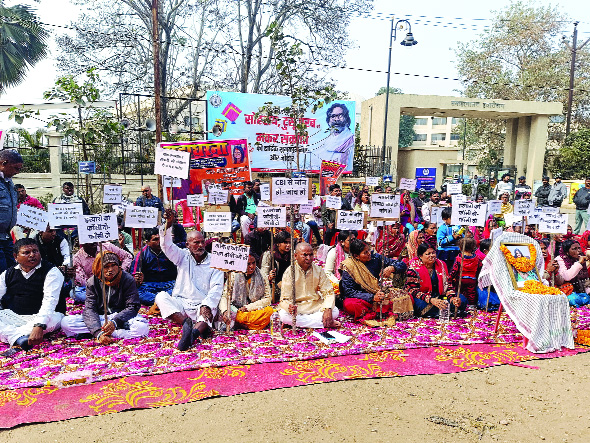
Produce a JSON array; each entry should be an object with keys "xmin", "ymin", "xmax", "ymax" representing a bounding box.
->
[{"xmin": 1, "ymin": 0, "xmax": 590, "ymax": 126}]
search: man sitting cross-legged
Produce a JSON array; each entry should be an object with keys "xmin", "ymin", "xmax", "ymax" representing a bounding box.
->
[
  {"xmin": 154, "ymin": 209, "xmax": 223, "ymax": 351},
  {"xmin": 130, "ymin": 228, "xmax": 177, "ymax": 306},
  {"xmin": 61, "ymin": 252, "xmax": 149, "ymax": 343},
  {"xmin": 279, "ymin": 242, "xmax": 340, "ymax": 329},
  {"xmin": 0, "ymin": 239, "xmax": 65, "ymax": 356}
]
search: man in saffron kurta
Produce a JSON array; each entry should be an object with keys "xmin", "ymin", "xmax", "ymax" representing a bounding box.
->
[{"xmin": 279, "ymin": 242, "xmax": 339, "ymax": 329}]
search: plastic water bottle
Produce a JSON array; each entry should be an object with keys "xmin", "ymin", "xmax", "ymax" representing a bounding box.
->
[
  {"xmin": 270, "ymin": 310, "xmax": 282, "ymax": 337},
  {"xmin": 439, "ymin": 297, "xmax": 450, "ymax": 323}
]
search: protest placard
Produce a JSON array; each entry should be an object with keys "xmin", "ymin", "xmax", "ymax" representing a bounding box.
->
[
  {"xmin": 257, "ymin": 206, "xmax": 287, "ymax": 228},
  {"xmin": 48, "ymin": 203, "xmax": 83, "ymax": 228},
  {"xmin": 210, "ymin": 242, "xmax": 250, "ymax": 273},
  {"xmin": 452, "ymin": 194, "xmax": 467, "ymax": 204},
  {"xmin": 538, "ymin": 213, "xmax": 568, "ymax": 234},
  {"xmin": 112, "ymin": 199, "xmax": 133, "ymax": 215},
  {"xmin": 259, "ymin": 183, "xmax": 271, "ymax": 201},
  {"xmin": 77, "ymin": 213, "xmax": 118, "ymax": 244},
  {"xmin": 325, "ymin": 195, "xmax": 342, "ymax": 210},
  {"xmin": 526, "ymin": 208, "xmax": 544, "ymax": 225},
  {"xmin": 370, "ymin": 193, "xmax": 400, "ymax": 219},
  {"xmin": 186, "ymin": 194, "xmax": 205, "ymax": 207},
  {"xmin": 365, "ymin": 177, "xmax": 379, "ymax": 186},
  {"xmin": 102, "ymin": 184, "xmax": 122, "ymax": 205},
  {"xmin": 513, "ymin": 199, "xmax": 535, "ymax": 217},
  {"xmin": 503, "ymin": 212, "xmax": 522, "ymax": 227},
  {"xmin": 154, "ymin": 146, "xmax": 191, "ymax": 179},
  {"xmin": 208, "ymin": 189, "xmax": 229, "ymax": 205},
  {"xmin": 163, "ymin": 176, "xmax": 182, "ymax": 188},
  {"xmin": 16, "ymin": 206, "xmax": 48, "ymax": 231},
  {"xmin": 446, "ymin": 182, "xmax": 462, "ymax": 195},
  {"xmin": 486, "ymin": 200, "xmax": 502, "ymax": 216},
  {"xmin": 399, "ymin": 178, "xmax": 417, "ymax": 191},
  {"xmin": 299, "ymin": 201, "xmax": 313, "ymax": 214},
  {"xmin": 124, "ymin": 207, "xmax": 158, "ymax": 228},
  {"xmin": 271, "ymin": 178, "xmax": 309, "ymax": 204},
  {"xmin": 451, "ymin": 202, "xmax": 487, "ymax": 227},
  {"xmin": 431, "ymin": 206, "xmax": 445, "ymax": 225},
  {"xmin": 336, "ymin": 210, "xmax": 365, "ymax": 230},
  {"xmin": 540, "ymin": 206, "xmax": 559, "ymax": 214},
  {"xmin": 257, "ymin": 201, "xmax": 270, "ymax": 208},
  {"xmin": 203, "ymin": 211, "xmax": 232, "ymax": 233}
]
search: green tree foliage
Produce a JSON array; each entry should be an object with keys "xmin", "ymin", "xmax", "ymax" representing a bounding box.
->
[
  {"xmin": 550, "ymin": 129, "xmax": 590, "ymax": 179},
  {"xmin": 0, "ymin": 3, "xmax": 48, "ymax": 93},
  {"xmin": 375, "ymin": 87, "xmax": 416, "ymax": 148},
  {"xmin": 9, "ymin": 128, "xmax": 49, "ymax": 173}
]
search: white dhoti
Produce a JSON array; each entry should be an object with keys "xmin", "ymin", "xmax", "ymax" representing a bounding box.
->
[
  {"xmin": 60, "ymin": 313, "xmax": 149, "ymax": 339},
  {"xmin": 155, "ymin": 291, "xmax": 217, "ymax": 326},
  {"xmin": 278, "ymin": 307, "xmax": 339, "ymax": 329},
  {"xmin": 0, "ymin": 310, "xmax": 64, "ymax": 346}
]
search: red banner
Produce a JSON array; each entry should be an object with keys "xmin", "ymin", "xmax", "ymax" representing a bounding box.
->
[{"xmin": 319, "ymin": 160, "xmax": 346, "ymax": 195}]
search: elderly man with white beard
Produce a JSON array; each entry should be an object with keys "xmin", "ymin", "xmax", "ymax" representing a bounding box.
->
[{"xmin": 154, "ymin": 209, "xmax": 224, "ymax": 351}]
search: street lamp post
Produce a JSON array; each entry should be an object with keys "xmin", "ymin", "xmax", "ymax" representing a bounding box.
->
[
  {"xmin": 382, "ymin": 19, "xmax": 417, "ymax": 177},
  {"xmin": 563, "ymin": 22, "xmax": 590, "ymax": 137}
]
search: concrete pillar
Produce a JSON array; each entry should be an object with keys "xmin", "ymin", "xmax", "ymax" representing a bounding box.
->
[
  {"xmin": 46, "ymin": 132, "xmax": 63, "ymax": 195},
  {"xmin": 515, "ymin": 117, "xmax": 531, "ymax": 178},
  {"xmin": 504, "ymin": 118, "xmax": 518, "ymax": 166},
  {"xmin": 526, "ymin": 115, "xmax": 549, "ymax": 184}
]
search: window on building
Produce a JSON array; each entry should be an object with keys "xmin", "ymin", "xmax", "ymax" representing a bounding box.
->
[
  {"xmin": 451, "ymin": 117, "xmax": 463, "ymax": 124},
  {"xmin": 414, "ymin": 118, "xmax": 428, "ymax": 126},
  {"xmin": 450, "ymin": 134, "xmax": 461, "ymax": 141},
  {"xmin": 432, "ymin": 117, "xmax": 447, "ymax": 126},
  {"xmin": 413, "ymin": 133, "xmax": 427, "ymax": 141},
  {"xmin": 431, "ymin": 133, "xmax": 446, "ymax": 141}
]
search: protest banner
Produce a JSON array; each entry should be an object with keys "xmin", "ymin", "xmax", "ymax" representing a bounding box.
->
[
  {"xmin": 16, "ymin": 206, "xmax": 48, "ymax": 231},
  {"xmin": 154, "ymin": 146, "xmax": 191, "ymax": 179},
  {"xmin": 124, "ymin": 207, "xmax": 158, "ymax": 228},
  {"xmin": 513, "ymin": 199, "xmax": 535, "ymax": 217},
  {"xmin": 271, "ymin": 178, "xmax": 309, "ymax": 204},
  {"xmin": 451, "ymin": 202, "xmax": 487, "ymax": 227},
  {"xmin": 299, "ymin": 201, "xmax": 313, "ymax": 214},
  {"xmin": 210, "ymin": 242, "xmax": 250, "ymax": 273},
  {"xmin": 453, "ymin": 194, "xmax": 467, "ymax": 204},
  {"xmin": 319, "ymin": 160, "xmax": 346, "ymax": 195},
  {"xmin": 48, "ymin": 203, "xmax": 83, "ymax": 228},
  {"xmin": 336, "ymin": 210, "xmax": 366, "ymax": 230},
  {"xmin": 186, "ymin": 194, "xmax": 205, "ymax": 207},
  {"xmin": 208, "ymin": 188, "xmax": 229, "ymax": 205},
  {"xmin": 370, "ymin": 193, "xmax": 400, "ymax": 219},
  {"xmin": 538, "ymin": 213, "xmax": 568, "ymax": 234},
  {"xmin": 325, "ymin": 195, "xmax": 342, "ymax": 210},
  {"xmin": 257, "ymin": 206, "xmax": 287, "ymax": 228},
  {"xmin": 203, "ymin": 211, "xmax": 232, "ymax": 233},
  {"xmin": 486, "ymin": 200, "xmax": 502, "ymax": 217},
  {"xmin": 259, "ymin": 183, "xmax": 271, "ymax": 201},
  {"xmin": 365, "ymin": 177, "xmax": 380, "ymax": 186},
  {"xmin": 399, "ymin": 178, "xmax": 417, "ymax": 191},
  {"xmin": 446, "ymin": 183, "xmax": 462, "ymax": 195},
  {"xmin": 77, "ymin": 213, "xmax": 118, "ymax": 244},
  {"xmin": 102, "ymin": 185, "xmax": 122, "ymax": 205}
]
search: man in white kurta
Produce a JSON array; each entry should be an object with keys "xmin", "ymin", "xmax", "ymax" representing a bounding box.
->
[{"xmin": 155, "ymin": 210, "xmax": 224, "ymax": 350}]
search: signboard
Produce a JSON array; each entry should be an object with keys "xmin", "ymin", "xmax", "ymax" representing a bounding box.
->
[
  {"xmin": 365, "ymin": 177, "xmax": 380, "ymax": 186},
  {"xmin": 452, "ymin": 194, "xmax": 467, "ymax": 204},
  {"xmin": 48, "ymin": 203, "xmax": 83, "ymax": 228},
  {"xmin": 16, "ymin": 206, "xmax": 48, "ymax": 231},
  {"xmin": 208, "ymin": 188, "xmax": 229, "ymax": 205},
  {"xmin": 446, "ymin": 182, "xmax": 462, "ymax": 195},
  {"xmin": 103, "ymin": 185, "xmax": 122, "ymax": 204},
  {"xmin": 319, "ymin": 160, "xmax": 346, "ymax": 195},
  {"xmin": 431, "ymin": 206, "xmax": 445, "ymax": 226},
  {"xmin": 325, "ymin": 195, "xmax": 342, "ymax": 210},
  {"xmin": 539, "ymin": 213, "xmax": 568, "ymax": 234},
  {"xmin": 206, "ymin": 91, "xmax": 356, "ymax": 172},
  {"xmin": 415, "ymin": 167, "xmax": 436, "ymax": 191},
  {"xmin": 451, "ymin": 202, "xmax": 487, "ymax": 227},
  {"xmin": 486, "ymin": 200, "xmax": 502, "ymax": 216},
  {"xmin": 513, "ymin": 199, "xmax": 535, "ymax": 217},
  {"xmin": 186, "ymin": 194, "xmax": 205, "ymax": 207},
  {"xmin": 257, "ymin": 206, "xmax": 287, "ymax": 228},
  {"xmin": 271, "ymin": 178, "xmax": 309, "ymax": 204},
  {"xmin": 299, "ymin": 201, "xmax": 313, "ymax": 214},
  {"xmin": 336, "ymin": 210, "xmax": 365, "ymax": 230},
  {"xmin": 124, "ymin": 207, "xmax": 158, "ymax": 228},
  {"xmin": 370, "ymin": 193, "xmax": 400, "ymax": 219},
  {"xmin": 77, "ymin": 213, "xmax": 118, "ymax": 244},
  {"xmin": 78, "ymin": 161, "xmax": 95, "ymax": 174},
  {"xmin": 210, "ymin": 242, "xmax": 250, "ymax": 273},
  {"xmin": 203, "ymin": 211, "xmax": 232, "ymax": 233},
  {"xmin": 399, "ymin": 178, "xmax": 417, "ymax": 191},
  {"xmin": 154, "ymin": 146, "xmax": 191, "ymax": 179},
  {"xmin": 259, "ymin": 183, "xmax": 271, "ymax": 201},
  {"xmin": 163, "ymin": 176, "xmax": 182, "ymax": 188}
]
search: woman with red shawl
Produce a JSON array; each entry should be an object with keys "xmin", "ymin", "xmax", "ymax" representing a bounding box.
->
[
  {"xmin": 376, "ymin": 222, "xmax": 405, "ymax": 259},
  {"xmin": 399, "ymin": 230, "xmax": 424, "ymax": 264},
  {"xmin": 400, "ymin": 191, "xmax": 418, "ymax": 229}
]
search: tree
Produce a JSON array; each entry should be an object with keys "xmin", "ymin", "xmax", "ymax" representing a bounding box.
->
[
  {"xmin": 8, "ymin": 128, "xmax": 49, "ymax": 173},
  {"xmin": 549, "ymin": 128, "xmax": 590, "ymax": 179},
  {"xmin": 375, "ymin": 87, "xmax": 416, "ymax": 148},
  {"xmin": 0, "ymin": 3, "xmax": 48, "ymax": 94}
]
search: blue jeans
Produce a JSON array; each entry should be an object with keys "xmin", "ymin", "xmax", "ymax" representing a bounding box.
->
[
  {"xmin": 295, "ymin": 221, "xmax": 311, "ymax": 243},
  {"xmin": 0, "ymin": 238, "xmax": 15, "ymax": 274},
  {"xmin": 137, "ymin": 281, "xmax": 175, "ymax": 305},
  {"xmin": 414, "ymin": 294, "xmax": 467, "ymax": 317}
]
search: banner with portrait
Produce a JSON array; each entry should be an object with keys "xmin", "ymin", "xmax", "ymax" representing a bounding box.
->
[
  {"xmin": 206, "ymin": 91, "xmax": 356, "ymax": 173},
  {"xmin": 319, "ymin": 160, "xmax": 347, "ymax": 195}
]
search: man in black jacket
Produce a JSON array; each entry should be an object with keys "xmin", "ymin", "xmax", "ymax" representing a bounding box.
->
[
  {"xmin": 236, "ymin": 181, "xmax": 260, "ymax": 236},
  {"xmin": 534, "ymin": 176, "xmax": 551, "ymax": 206},
  {"xmin": 60, "ymin": 252, "xmax": 149, "ymax": 343},
  {"xmin": 573, "ymin": 178, "xmax": 590, "ymax": 234}
]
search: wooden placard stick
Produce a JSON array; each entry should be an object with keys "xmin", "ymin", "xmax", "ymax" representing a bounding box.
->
[
  {"xmin": 549, "ymin": 234, "xmax": 556, "ymax": 287},
  {"xmin": 289, "ymin": 204, "xmax": 297, "ymax": 333},
  {"xmin": 270, "ymin": 227, "xmax": 276, "ymax": 304},
  {"xmin": 454, "ymin": 227, "xmax": 467, "ymax": 320},
  {"xmin": 97, "ymin": 242, "xmax": 109, "ymax": 324},
  {"xmin": 226, "ymin": 271, "xmax": 232, "ymax": 334}
]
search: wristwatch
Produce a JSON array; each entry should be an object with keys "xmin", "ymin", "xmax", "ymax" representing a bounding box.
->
[{"xmin": 33, "ymin": 323, "xmax": 47, "ymax": 330}]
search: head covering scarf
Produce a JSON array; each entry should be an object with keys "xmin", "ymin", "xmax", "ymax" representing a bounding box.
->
[
  {"xmin": 333, "ymin": 242, "xmax": 347, "ymax": 280},
  {"xmin": 559, "ymin": 241, "xmax": 589, "ymax": 283},
  {"xmin": 469, "ymin": 226, "xmax": 483, "ymax": 246},
  {"xmin": 230, "ymin": 267, "xmax": 267, "ymax": 308},
  {"xmin": 579, "ymin": 231, "xmax": 590, "ymax": 254},
  {"xmin": 406, "ymin": 230, "xmax": 422, "ymax": 261},
  {"xmin": 92, "ymin": 252, "xmax": 122, "ymax": 287},
  {"xmin": 376, "ymin": 224, "xmax": 405, "ymax": 258}
]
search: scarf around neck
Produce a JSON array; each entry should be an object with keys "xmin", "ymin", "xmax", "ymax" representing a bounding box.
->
[
  {"xmin": 92, "ymin": 252, "xmax": 123, "ymax": 287},
  {"xmin": 230, "ymin": 268, "xmax": 266, "ymax": 308},
  {"xmin": 341, "ymin": 257, "xmax": 380, "ymax": 295}
]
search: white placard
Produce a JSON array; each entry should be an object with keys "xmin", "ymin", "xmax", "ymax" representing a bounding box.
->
[
  {"xmin": 486, "ymin": 200, "xmax": 502, "ymax": 216},
  {"xmin": 210, "ymin": 242, "xmax": 250, "ymax": 273},
  {"xmin": 430, "ymin": 206, "xmax": 445, "ymax": 226},
  {"xmin": 16, "ymin": 206, "xmax": 48, "ymax": 231},
  {"xmin": 325, "ymin": 195, "xmax": 342, "ymax": 210},
  {"xmin": 163, "ymin": 176, "xmax": 182, "ymax": 188},
  {"xmin": 370, "ymin": 193, "xmax": 400, "ymax": 219},
  {"xmin": 203, "ymin": 212, "xmax": 232, "ymax": 232},
  {"xmin": 539, "ymin": 213, "xmax": 568, "ymax": 234},
  {"xmin": 102, "ymin": 185, "xmax": 122, "ymax": 204},
  {"xmin": 124, "ymin": 206, "xmax": 158, "ymax": 228},
  {"xmin": 503, "ymin": 212, "xmax": 522, "ymax": 227},
  {"xmin": 526, "ymin": 208, "xmax": 544, "ymax": 225},
  {"xmin": 154, "ymin": 146, "xmax": 190, "ymax": 179},
  {"xmin": 336, "ymin": 210, "xmax": 365, "ymax": 230},
  {"xmin": 491, "ymin": 227, "xmax": 504, "ymax": 243},
  {"xmin": 365, "ymin": 177, "xmax": 379, "ymax": 186},
  {"xmin": 208, "ymin": 189, "xmax": 229, "ymax": 205},
  {"xmin": 257, "ymin": 206, "xmax": 287, "ymax": 228},
  {"xmin": 452, "ymin": 194, "xmax": 467, "ymax": 204},
  {"xmin": 112, "ymin": 199, "xmax": 133, "ymax": 215},
  {"xmin": 77, "ymin": 213, "xmax": 118, "ymax": 244},
  {"xmin": 451, "ymin": 202, "xmax": 487, "ymax": 227},
  {"xmin": 259, "ymin": 183, "xmax": 271, "ymax": 201},
  {"xmin": 399, "ymin": 178, "xmax": 417, "ymax": 191},
  {"xmin": 299, "ymin": 201, "xmax": 313, "ymax": 214},
  {"xmin": 540, "ymin": 206, "xmax": 559, "ymax": 214},
  {"xmin": 513, "ymin": 199, "xmax": 535, "ymax": 217},
  {"xmin": 515, "ymin": 186, "xmax": 529, "ymax": 195},
  {"xmin": 257, "ymin": 201, "xmax": 270, "ymax": 208},
  {"xmin": 186, "ymin": 194, "xmax": 205, "ymax": 207},
  {"xmin": 446, "ymin": 183, "xmax": 463, "ymax": 195},
  {"xmin": 48, "ymin": 203, "xmax": 83, "ymax": 228},
  {"xmin": 271, "ymin": 178, "xmax": 309, "ymax": 204}
]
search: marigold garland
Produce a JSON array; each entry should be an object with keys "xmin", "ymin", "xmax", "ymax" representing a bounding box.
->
[
  {"xmin": 500, "ymin": 244, "xmax": 537, "ymax": 273},
  {"xmin": 521, "ymin": 280, "xmax": 562, "ymax": 295}
]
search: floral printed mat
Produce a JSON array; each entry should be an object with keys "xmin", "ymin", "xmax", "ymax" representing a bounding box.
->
[{"xmin": 0, "ymin": 302, "xmax": 588, "ymax": 392}]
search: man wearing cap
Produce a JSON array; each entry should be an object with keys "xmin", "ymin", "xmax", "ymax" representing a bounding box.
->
[
  {"xmin": 548, "ymin": 175, "xmax": 567, "ymax": 208},
  {"xmin": 573, "ymin": 177, "xmax": 590, "ymax": 234},
  {"xmin": 514, "ymin": 176, "xmax": 531, "ymax": 200},
  {"xmin": 534, "ymin": 176, "xmax": 552, "ymax": 207}
]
